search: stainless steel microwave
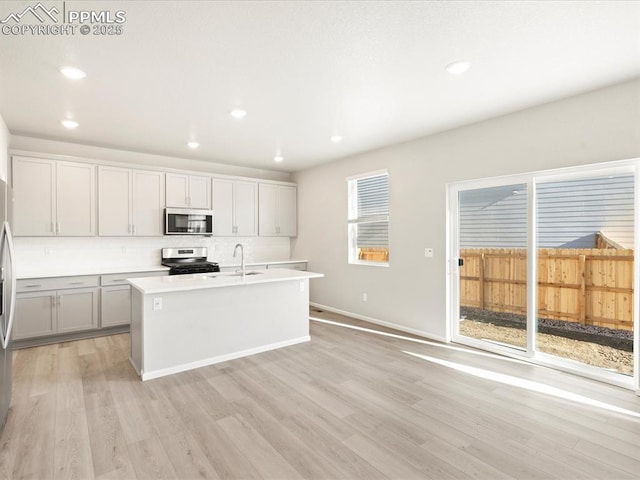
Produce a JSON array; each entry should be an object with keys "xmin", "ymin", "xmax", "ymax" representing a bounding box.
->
[{"xmin": 165, "ymin": 208, "xmax": 214, "ymax": 235}]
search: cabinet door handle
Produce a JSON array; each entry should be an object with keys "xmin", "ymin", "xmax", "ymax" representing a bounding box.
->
[
  {"xmin": 132, "ymin": 224, "xmax": 136, "ymax": 234},
  {"xmin": 25, "ymin": 284, "xmax": 42, "ymax": 288},
  {"xmin": 69, "ymin": 281, "xmax": 84, "ymax": 285},
  {"xmin": 56, "ymin": 223, "xmax": 61, "ymax": 234}
]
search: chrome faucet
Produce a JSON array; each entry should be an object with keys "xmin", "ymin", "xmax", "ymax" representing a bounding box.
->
[{"xmin": 233, "ymin": 243, "xmax": 245, "ymax": 278}]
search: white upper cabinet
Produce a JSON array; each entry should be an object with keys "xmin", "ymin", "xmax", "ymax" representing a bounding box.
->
[
  {"xmin": 213, "ymin": 178, "xmax": 257, "ymax": 236},
  {"xmin": 98, "ymin": 166, "xmax": 132, "ymax": 235},
  {"xmin": 258, "ymin": 184, "xmax": 297, "ymax": 237},
  {"xmin": 277, "ymin": 185, "xmax": 297, "ymax": 236},
  {"xmin": 132, "ymin": 170, "xmax": 165, "ymax": 235},
  {"xmin": 13, "ymin": 157, "xmax": 54, "ymax": 236},
  {"xmin": 235, "ymin": 181, "xmax": 258, "ymax": 236},
  {"xmin": 166, "ymin": 173, "xmax": 211, "ymax": 209},
  {"xmin": 99, "ymin": 166, "xmax": 165, "ymax": 236},
  {"xmin": 57, "ymin": 162, "xmax": 97, "ymax": 236},
  {"xmin": 13, "ymin": 154, "xmax": 294, "ymax": 239},
  {"xmin": 13, "ymin": 156, "xmax": 96, "ymax": 236},
  {"xmin": 213, "ymin": 179, "xmax": 234, "ymax": 235}
]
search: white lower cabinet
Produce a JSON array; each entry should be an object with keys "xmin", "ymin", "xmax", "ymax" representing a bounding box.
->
[
  {"xmin": 14, "ymin": 272, "xmax": 166, "ymax": 342},
  {"xmin": 14, "ymin": 292, "xmax": 57, "ymax": 339},
  {"xmin": 100, "ymin": 286, "xmax": 131, "ymax": 327},
  {"xmin": 99, "ymin": 271, "xmax": 167, "ymax": 327},
  {"xmin": 58, "ymin": 288, "xmax": 99, "ymax": 333},
  {"xmin": 15, "ymin": 277, "xmax": 99, "ymax": 340}
]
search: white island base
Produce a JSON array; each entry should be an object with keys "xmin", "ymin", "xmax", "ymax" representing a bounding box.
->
[{"xmin": 129, "ymin": 269, "xmax": 323, "ymax": 381}]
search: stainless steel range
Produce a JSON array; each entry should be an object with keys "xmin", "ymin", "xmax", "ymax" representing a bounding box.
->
[{"xmin": 161, "ymin": 247, "xmax": 220, "ymax": 275}]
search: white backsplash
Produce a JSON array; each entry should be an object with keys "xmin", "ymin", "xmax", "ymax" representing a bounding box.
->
[{"xmin": 15, "ymin": 236, "xmax": 291, "ymax": 276}]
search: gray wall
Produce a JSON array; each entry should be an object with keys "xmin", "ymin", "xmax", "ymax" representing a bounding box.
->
[
  {"xmin": 0, "ymin": 113, "xmax": 8, "ymax": 180},
  {"xmin": 292, "ymin": 79, "xmax": 640, "ymax": 341}
]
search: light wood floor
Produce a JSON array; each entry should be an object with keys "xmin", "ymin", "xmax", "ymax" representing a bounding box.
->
[{"xmin": 1, "ymin": 309, "xmax": 639, "ymax": 479}]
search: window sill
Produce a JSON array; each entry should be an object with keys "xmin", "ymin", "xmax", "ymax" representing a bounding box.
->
[{"xmin": 349, "ymin": 260, "xmax": 389, "ymax": 268}]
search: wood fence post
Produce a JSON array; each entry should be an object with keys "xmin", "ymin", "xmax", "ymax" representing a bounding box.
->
[
  {"xmin": 479, "ymin": 253, "xmax": 485, "ymax": 310},
  {"xmin": 578, "ymin": 254, "xmax": 586, "ymax": 324}
]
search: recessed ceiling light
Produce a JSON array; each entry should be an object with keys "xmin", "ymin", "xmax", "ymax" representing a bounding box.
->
[
  {"xmin": 187, "ymin": 141, "xmax": 200, "ymax": 149},
  {"xmin": 274, "ymin": 155, "xmax": 284, "ymax": 163},
  {"xmin": 445, "ymin": 60, "xmax": 471, "ymax": 75},
  {"xmin": 230, "ymin": 109, "xmax": 247, "ymax": 119},
  {"xmin": 330, "ymin": 135, "xmax": 343, "ymax": 143},
  {"xmin": 61, "ymin": 119, "xmax": 79, "ymax": 129},
  {"xmin": 60, "ymin": 66, "xmax": 87, "ymax": 80}
]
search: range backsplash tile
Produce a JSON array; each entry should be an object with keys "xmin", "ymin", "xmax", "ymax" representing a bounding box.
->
[{"xmin": 15, "ymin": 236, "xmax": 291, "ymax": 275}]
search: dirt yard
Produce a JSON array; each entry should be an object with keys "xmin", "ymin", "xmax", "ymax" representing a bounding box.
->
[{"xmin": 460, "ymin": 319, "xmax": 633, "ymax": 376}]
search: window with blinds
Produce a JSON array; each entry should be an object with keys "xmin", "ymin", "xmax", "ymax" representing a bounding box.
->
[{"xmin": 347, "ymin": 170, "xmax": 389, "ymax": 265}]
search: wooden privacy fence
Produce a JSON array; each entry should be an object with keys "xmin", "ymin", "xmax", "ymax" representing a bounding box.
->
[{"xmin": 460, "ymin": 248, "xmax": 634, "ymax": 332}]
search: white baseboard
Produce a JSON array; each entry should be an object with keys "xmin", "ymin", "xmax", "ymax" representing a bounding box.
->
[
  {"xmin": 139, "ymin": 336, "xmax": 311, "ymax": 381},
  {"xmin": 309, "ymin": 302, "xmax": 448, "ymax": 344}
]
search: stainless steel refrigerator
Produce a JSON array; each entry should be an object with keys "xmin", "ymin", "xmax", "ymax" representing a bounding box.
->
[{"xmin": 0, "ymin": 179, "xmax": 15, "ymax": 431}]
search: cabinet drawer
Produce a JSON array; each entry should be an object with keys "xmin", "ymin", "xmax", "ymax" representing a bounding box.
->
[
  {"xmin": 100, "ymin": 270, "xmax": 167, "ymax": 286},
  {"xmin": 17, "ymin": 275, "xmax": 99, "ymax": 292},
  {"xmin": 267, "ymin": 262, "xmax": 307, "ymax": 271}
]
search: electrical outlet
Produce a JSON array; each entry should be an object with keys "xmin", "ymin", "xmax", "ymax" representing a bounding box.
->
[
  {"xmin": 362, "ymin": 293, "xmax": 368, "ymax": 302},
  {"xmin": 153, "ymin": 297, "xmax": 162, "ymax": 311},
  {"xmin": 44, "ymin": 248, "xmax": 51, "ymax": 256},
  {"xmin": 424, "ymin": 248, "xmax": 434, "ymax": 258}
]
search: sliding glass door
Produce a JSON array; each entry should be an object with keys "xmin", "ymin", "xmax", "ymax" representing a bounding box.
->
[
  {"xmin": 449, "ymin": 162, "xmax": 638, "ymax": 389},
  {"xmin": 535, "ymin": 173, "xmax": 634, "ymax": 377},
  {"xmin": 457, "ymin": 183, "xmax": 529, "ymax": 351}
]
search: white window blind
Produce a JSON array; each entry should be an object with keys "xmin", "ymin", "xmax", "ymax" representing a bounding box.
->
[{"xmin": 347, "ymin": 170, "xmax": 389, "ymax": 265}]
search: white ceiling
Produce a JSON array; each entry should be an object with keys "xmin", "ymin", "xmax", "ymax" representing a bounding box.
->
[{"xmin": 1, "ymin": 1, "xmax": 639, "ymax": 172}]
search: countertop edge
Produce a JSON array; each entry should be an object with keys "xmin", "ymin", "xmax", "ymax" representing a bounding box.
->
[
  {"xmin": 129, "ymin": 269, "xmax": 323, "ymax": 295},
  {"xmin": 17, "ymin": 259, "xmax": 310, "ymax": 280},
  {"xmin": 17, "ymin": 265, "xmax": 171, "ymax": 280}
]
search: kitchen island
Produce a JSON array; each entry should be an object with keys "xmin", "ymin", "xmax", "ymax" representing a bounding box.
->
[{"xmin": 128, "ymin": 268, "xmax": 323, "ymax": 380}]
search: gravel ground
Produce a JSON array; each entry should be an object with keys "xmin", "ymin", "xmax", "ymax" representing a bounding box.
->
[{"xmin": 460, "ymin": 308, "xmax": 634, "ymax": 376}]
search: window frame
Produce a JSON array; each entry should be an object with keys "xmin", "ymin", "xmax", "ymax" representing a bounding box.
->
[{"xmin": 347, "ymin": 169, "xmax": 390, "ymax": 267}]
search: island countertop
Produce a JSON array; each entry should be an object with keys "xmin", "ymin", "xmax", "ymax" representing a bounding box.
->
[{"xmin": 128, "ymin": 268, "xmax": 323, "ymax": 294}]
